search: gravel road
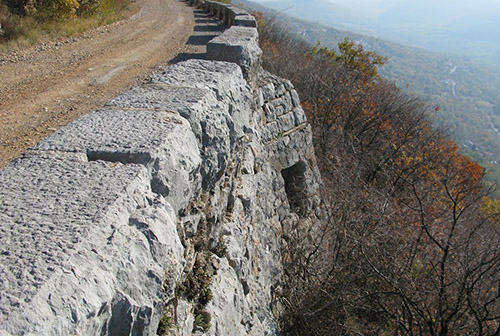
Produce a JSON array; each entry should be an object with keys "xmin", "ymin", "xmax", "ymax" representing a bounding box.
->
[{"xmin": 0, "ymin": 0, "xmax": 200, "ymax": 167}]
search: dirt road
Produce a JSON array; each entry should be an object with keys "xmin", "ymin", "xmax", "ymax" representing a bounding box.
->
[{"xmin": 0, "ymin": 0, "xmax": 198, "ymax": 167}]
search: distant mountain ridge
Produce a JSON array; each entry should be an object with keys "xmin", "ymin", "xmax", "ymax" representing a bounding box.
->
[
  {"xmin": 256, "ymin": 0, "xmax": 500, "ymax": 66},
  {"xmin": 242, "ymin": 0, "xmax": 500, "ymax": 185},
  {"xmin": 258, "ymin": 0, "xmax": 360, "ymax": 21}
]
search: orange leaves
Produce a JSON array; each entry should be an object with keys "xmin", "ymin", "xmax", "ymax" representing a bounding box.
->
[
  {"xmin": 259, "ymin": 16, "xmax": 500, "ymax": 334},
  {"xmin": 260, "ymin": 39, "xmax": 279, "ymax": 59},
  {"xmin": 396, "ymin": 137, "xmax": 484, "ymax": 197},
  {"xmin": 436, "ymin": 141, "xmax": 485, "ymax": 197},
  {"xmin": 452, "ymin": 155, "xmax": 485, "ymax": 198},
  {"xmin": 250, "ymin": 10, "xmax": 264, "ymax": 22}
]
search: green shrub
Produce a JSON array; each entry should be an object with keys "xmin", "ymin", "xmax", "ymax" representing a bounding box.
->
[
  {"xmin": 209, "ymin": 239, "xmax": 227, "ymax": 258},
  {"xmin": 0, "ymin": 3, "xmax": 28, "ymax": 41},
  {"xmin": 193, "ymin": 310, "xmax": 211, "ymax": 332},
  {"xmin": 36, "ymin": 0, "xmax": 80, "ymax": 21},
  {"xmin": 157, "ymin": 306, "xmax": 175, "ymax": 336},
  {"xmin": 3, "ymin": 0, "xmax": 28, "ymax": 15},
  {"xmin": 0, "ymin": 0, "xmax": 130, "ymax": 46}
]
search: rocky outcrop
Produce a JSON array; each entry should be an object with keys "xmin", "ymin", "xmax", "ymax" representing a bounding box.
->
[{"xmin": 0, "ymin": 2, "xmax": 321, "ymax": 335}]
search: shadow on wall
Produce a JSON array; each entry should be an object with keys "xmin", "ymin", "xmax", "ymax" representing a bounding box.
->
[
  {"xmin": 170, "ymin": 8, "xmax": 225, "ymax": 64},
  {"xmin": 281, "ymin": 160, "xmax": 308, "ymax": 215},
  {"xmin": 169, "ymin": 53, "xmax": 207, "ymax": 63},
  {"xmin": 187, "ymin": 35, "xmax": 218, "ymax": 46},
  {"xmin": 194, "ymin": 25, "xmax": 223, "ymax": 32}
]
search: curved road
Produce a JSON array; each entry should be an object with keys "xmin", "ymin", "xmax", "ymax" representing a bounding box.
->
[{"xmin": 0, "ymin": 0, "xmax": 198, "ymax": 167}]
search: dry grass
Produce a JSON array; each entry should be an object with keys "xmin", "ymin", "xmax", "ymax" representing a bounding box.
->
[{"xmin": 0, "ymin": 1, "xmax": 138, "ymax": 54}]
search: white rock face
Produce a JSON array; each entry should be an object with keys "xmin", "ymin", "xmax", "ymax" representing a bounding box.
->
[
  {"xmin": 0, "ymin": 158, "xmax": 183, "ymax": 335},
  {"xmin": 0, "ymin": 6, "xmax": 322, "ymax": 336},
  {"xmin": 207, "ymin": 26, "xmax": 262, "ymax": 81}
]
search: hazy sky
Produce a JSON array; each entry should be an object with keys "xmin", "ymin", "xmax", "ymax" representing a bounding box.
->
[
  {"xmin": 251, "ymin": 0, "xmax": 500, "ymax": 20},
  {"xmin": 251, "ymin": 0, "xmax": 500, "ymax": 11},
  {"xmin": 250, "ymin": 0, "xmax": 500, "ymax": 64}
]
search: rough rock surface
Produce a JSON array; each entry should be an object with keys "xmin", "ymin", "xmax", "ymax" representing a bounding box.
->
[
  {"xmin": 0, "ymin": 4, "xmax": 322, "ymax": 336},
  {"xmin": 206, "ymin": 26, "xmax": 261, "ymax": 81},
  {"xmin": 0, "ymin": 157, "xmax": 183, "ymax": 335}
]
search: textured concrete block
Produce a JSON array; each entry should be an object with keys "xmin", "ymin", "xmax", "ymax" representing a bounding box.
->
[
  {"xmin": 0, "ymin": 157, "xmax": 183, "ymax": 335},
  {"xmin": 225, "ymin": 6, "xmax": 257, "ymax": 27},
  {"xmin": 105, "ymin": 84, "xmax": 215, "ymax": 111},
  {"xmin": 293, "ymin": 106, "xmax": 307, "ymax": 126},
  {"xmin": 150, "ymin": 59, "xmax": 246, "ymax": 100},
  {"xmin": 206, "ymin": 26, "xmax": 262, "ymax": 81},
  {"xmin": 149, "ymin": 59, "xmax": 254, "ymax": 190},
  {"xmin": 0, "ymin": 5, "xmax": 322, "ymax": 334},
  {"xmin": 33, "ymin": 108, "xmax": 202, "ymax": 213},
  {"xmin": 233, "ymin": 14, "xmax": 257, "ymax": 28}
]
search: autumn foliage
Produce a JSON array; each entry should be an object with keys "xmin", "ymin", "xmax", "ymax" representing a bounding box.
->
[{"xmin": 255, "ymin": 13, "xmax": 500, "ymax": 336}]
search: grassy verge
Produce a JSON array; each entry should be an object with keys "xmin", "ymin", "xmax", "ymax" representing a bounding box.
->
[{"xmin": 0, "ymin": 0, "xmax": 138, "ymax": 53}]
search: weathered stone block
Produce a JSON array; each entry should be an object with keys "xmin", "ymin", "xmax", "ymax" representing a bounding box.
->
[
  {"xmin": 206, "ymin": 26, "xmax": 262, "ymax": 82},
  {"xmin": 260, "ymin": 83, "xmax": 276, "ymax": 103},
  {"xmin": 276, "ymin": 83, "xmax": 286, "ymax": 96},
  {"xmin": 0, "ymin": 157, "xmax": 183, "ymax": 335},
  {"xmin": 268, "ymin": 92, "xmax": 293, "ymax": 117},
  {"xmin": 150, "ymin": 59, "xmax": 247, "ymax": 101},
  {"xmin": 233, "ymin": 14, "xmax": 257, "ymax": 28},
  {"xmin": 0, "ymin": 4, "xmax": 320, "ymax": 334},
  {"xmin": 263, "ymin": 102, "xmax": 276, "ymax": 122},
  {"xmin": 150, "ymin": 59, "xmax": 254, "ymax": 191},
  {"xmin": 33, "ymin": 108, "xmax": 202, "ymax": 213},
  {"xmin": 290, "ymin": 89, "xmax": 301, "ymax": 107},
  {"xmin": 293, "ymin": 106, "xmax": 307, "ymax": 126},
  {"xmin": 225, "ymin": 6, "xmax": 257, "ymax": 27},
  {"xmin": 276, "ymin": 111, "xmax": 296, "ymax": 132},
  {"xmin": 205, "ymin": 0, "xmax": 216, "ymax": 15},
  {"xmin": 106, "ymin": 84, "xmax": 214, "ymax": 110}
]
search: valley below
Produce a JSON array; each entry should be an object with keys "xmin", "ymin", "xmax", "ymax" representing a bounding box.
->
[{"xmin": 243, "ymin": 0, "xmax": 500, "ymax": 187}]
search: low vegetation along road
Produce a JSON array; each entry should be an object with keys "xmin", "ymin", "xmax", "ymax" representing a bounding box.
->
[{"xmin": 0, "ymin": 0, "xmax": 196, "ymax": 167}]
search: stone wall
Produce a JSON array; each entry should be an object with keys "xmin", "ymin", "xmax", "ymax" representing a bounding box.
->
[{"xmin": 0, "ymin": 2, "xmax": 322, "ymax": 335}]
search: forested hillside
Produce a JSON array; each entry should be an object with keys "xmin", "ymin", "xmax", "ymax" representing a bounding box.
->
[
  {"xmin": 241, "ymin": 0, "xmax": 500, "ymax": 188},
  {"xmin": 249, "ymin": 10, "xmax": 500, "ymax": 336},
  {"xmin": 256, "ymin": 0, "xmax": 500, "ymax": 67}
]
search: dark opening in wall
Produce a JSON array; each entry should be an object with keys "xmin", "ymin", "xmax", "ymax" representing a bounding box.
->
[{"xmin": 281, "ymin": 160, "xmax": 308, "ymax": 214}]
